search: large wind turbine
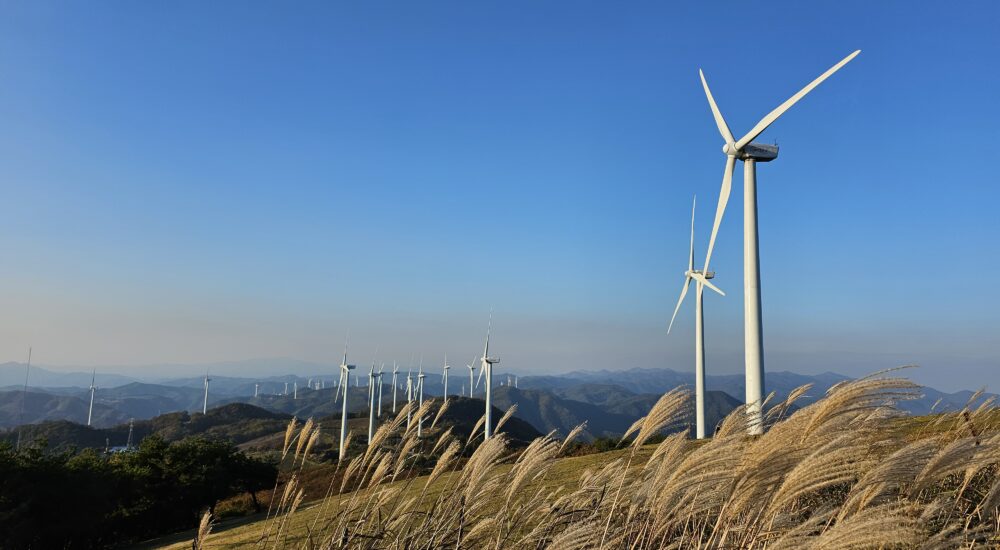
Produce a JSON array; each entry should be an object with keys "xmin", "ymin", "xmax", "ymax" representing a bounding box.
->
[
  {"xmin": 668, "ymin": 196, "xmax": 725, "ymax": 439},
  {"xmin": 87, "ymin": 369, "xmax": 97, "ymax": 427},
  {"xmin": 202, "ymin": 367, "xmax": 211, "ymax": 414},
  {"xmin": 699, "ymin": 50, "xmax": 860, "ymax": 434},
  {"xmin": 338, "ymin": 339, "xmax": 356, "ymax": 462},
  {"xmin": 477, "ymin": 314, "xmax": 500, "ymax": 439}
]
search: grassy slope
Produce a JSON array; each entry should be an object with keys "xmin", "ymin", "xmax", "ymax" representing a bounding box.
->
[{"xmin": 145, "ymin": 445, "xmax": 654, "ymax": 549}]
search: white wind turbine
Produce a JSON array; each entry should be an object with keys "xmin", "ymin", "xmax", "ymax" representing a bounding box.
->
[
  {"xmin": 202, "ymin": 367, "xmax": 211, "ymax": 414},
  {"xmin": 338, "ymin": 339, "xmax": 356, "ymax": 462},
  {"xmin": 293, "ymin": 381, "xmax": 298, "ymax": 400},
  {"xmin": 667, "ymin": 196, "xmax": 725, "ymax": 440},
  {"xmin": 466, "ymin": 357, "xmax": 477, "ymax": 398},
  {"xmin": 405, "ymin": 368, "xmax": 413, "ymax": 429},
  {"xmin": 699, "ymin": 50, "xmax": 860, "ymax": 434},
  {"xmin": 417, "ymin": 361, "xmax": 426, "ymax": 437},
  {"xmin": 476, "ymin": 314, "xmax": 500, "ymax": 439},
  {"xmin": 377, "ymin": 363, "xmax": 384, "ymax": 417},
  {"xmin": 254, "ymin": 383, "xmax": 260, "ymax": 398},
  {"xmin": 391, "ymin": 361, "xmax": 399, "ymax": 413},
  {"xmin": 442, "ymin": 355, "xmax": 451, "ymax": 404},
  {"xmin": 87, "ymin": 369, "xmax": 97, "ymax": 427},
  {"xmin": 367, "ymin": 363, "xmax": 377, "ymax": 444}
]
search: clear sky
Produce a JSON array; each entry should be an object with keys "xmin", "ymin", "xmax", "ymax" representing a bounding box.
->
[{"xmin": 0, "ymin": 2, "xmax": 997, "ymax": 392}]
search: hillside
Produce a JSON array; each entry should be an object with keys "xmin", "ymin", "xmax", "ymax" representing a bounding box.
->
[{"xmin": 0, "ymin": 390, "xmax": 129, "ymax": 428}]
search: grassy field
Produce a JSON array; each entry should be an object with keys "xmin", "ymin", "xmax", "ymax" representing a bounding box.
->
[
  {"xmin": 142, "ymin": 375, "xmax": 1000, "ymax": 549},
  {"xmin": 148, "ymin": 445, "xmax": 649, "ymax": 549}
]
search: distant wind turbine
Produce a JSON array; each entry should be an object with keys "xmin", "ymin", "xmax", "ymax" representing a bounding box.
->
[
  {"xmin": 405, "ymin": 368, "xmax": 413, "ymax": 429},
  {"xmin": 391, "ymin": 361, "xmax": 399, "ymax": 413},
  {"xmin": 442, "ymin": 355, "xmax": 451, "ymax": 404},
  {"xmin": 367, "ymin": 363, "xmax": 377, "ymax": 444},
  {"xmin": 417, "ymin": 364, "xmax": 426, "ymax": 437},
  {"xmin": 87, "ymin": 368, "xmax": 97, "ymax": 427},
  {"xmin": 476, "ymin": 313, "xmax": 500, "ymax": 439},
  {"xmin": 667, "ymin": 195, "xmax": 725, "ymax": 440},
  {"xmin": 377, "ymin": 363, "xmax": 384, "ymax": 417},
  {"xmin": 338, "ymin": 337, "xmax": 356, "ymax": 462},
  {"xmin": 202, "ymin": 367, "xmax": 211, "ymax": 415},
  {"xmin": 466, "ymin": 357, "xmax": 477, "ymax": 398},
  {"xmin": 254, "ymin": 383, "xmax": 260, "ymax": 398}
]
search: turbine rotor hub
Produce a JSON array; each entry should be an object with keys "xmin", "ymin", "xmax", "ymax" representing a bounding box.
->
[{"xmin": 722, "ymin": 142, "xmax": 740, "ymax": 156}]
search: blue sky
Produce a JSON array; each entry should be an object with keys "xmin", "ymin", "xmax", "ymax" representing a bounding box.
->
[{"xmin": 0, "ymin": 2, "xmax": 997, "ymax": 392}]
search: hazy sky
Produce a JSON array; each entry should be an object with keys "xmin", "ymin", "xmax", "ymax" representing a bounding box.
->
[{"xmin": 0, "ymin": 2, "xmax": 997, "ymax": 392}]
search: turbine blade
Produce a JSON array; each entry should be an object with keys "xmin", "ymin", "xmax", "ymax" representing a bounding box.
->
[
  {"xmin": 735, "ymin": 50, "xmax": 860, "ymax": 150},
  {"xmin": 667, "ymin": 277, "xmax": 692, "ymax": 335},
  {"xmin": 476, "ymin": 362, "xmax": 485, "ymax": 388},
  {"xmin": 699, "ymin": 69, "xmax": 735, "ymax": 144},
  {"xmin": 689, "ymin": 195, "xmax": 696, "ymax": 271},
  {"xmin": 703, "ymin": 155, "xmax": 736, "ymax": 274},
  {"xmin": 691, "ymin": 272, "xmax": 725, "ymax": 296}
]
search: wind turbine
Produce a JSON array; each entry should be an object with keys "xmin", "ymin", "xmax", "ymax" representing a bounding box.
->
[
  {"xmin": 293, "ymin": 381, "xmax": 298, "ymax": 400},
  {"xmin": 417, "ymin": 359, "xmax": 426, "ymax": 437},
  {"xmin": 254, "ymin": 383, "xmax": 260, "ymax": 398},
  {"xmin": 391, "ymin": 361, "xmax": 399, "ymax": 413},
  {"xmin": 442, "ymin": 355, "xmax": 451, "ymax": 404},
  {"xmin": 367, "ymin": 363, "xmax": 377, "ymax": 444},
  {"xmin": 377, "ymin": 363, "xmax": 384, "ymax": 417},
  {"xmin": 466, "ymin": 357, "xmax": 477, "ymax": 398},
  {"xmin": 698, "ymin": 50, "xmax": 859, "ymax": 434},
  {"xmin": 405, "ymin": 368, "xmax": 413, "ymax": 429},
  {"xmin": 668, "ymin": 196, "xmax": 725, "ymax": 440},
  {"xmin": 87, "ymin": 369, "xmax": 97, "ymax": 427},
  {"xmin": 202, "ymin": 367, "xmax": 211, "ymax": 414},
  {"xmin": 476, "ymin": 313, "xmax": 500, "ymax": 439},
  {"xmin": 338, "ymin": 338, "xmax": 356, "ymax": 462}
]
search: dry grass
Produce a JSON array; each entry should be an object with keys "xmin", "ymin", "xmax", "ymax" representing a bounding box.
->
[{"xmin": 161, "ymin": 372, "xmax": 1000, "ymax": 548}]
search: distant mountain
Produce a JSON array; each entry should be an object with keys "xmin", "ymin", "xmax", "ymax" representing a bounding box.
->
[
  {"xmin": 2, "ymin": 403, "xmax": 293, "ymax": 451},
  {"xmin": 0, "ymin": 390, "xmax": 129, "ymax": 428},
  {"xmin": 522, "ymin": 368, "xmax": 988, "ymax": 416},
  {"xmin": 0, "ymin": 362, "xmax": 138, "ymax": 389},
  {"xmin": 491, "ymin": 385, "xmax": 742, "ymax": 440}
]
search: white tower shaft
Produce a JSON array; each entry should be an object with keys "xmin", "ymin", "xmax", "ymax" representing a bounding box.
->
[
  {"xmin": 695, "ymin": 284, "xmax": 706, "ymax": 439},
  {"xmin": 743, "ymin": 159, "xmax": 765, "ymax": 434}
]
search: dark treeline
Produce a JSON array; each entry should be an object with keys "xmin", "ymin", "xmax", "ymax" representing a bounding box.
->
[{"xmin": 0, "ymin": 436, "xmax": 276, "ymax": 548}]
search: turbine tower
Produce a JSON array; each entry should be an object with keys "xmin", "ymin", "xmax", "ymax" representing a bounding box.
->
[
  {"xmin": 405, "ymin": 369, "xmax": 413, "ymax": 429},
  {"xmin": 699, "ymin": 50, "xmax": 859, "ymax": 434},
  {"xmin": 466, "ymin": 359, "xmax": 476, "ymax": 398},
  {"xmin": 338, "ymin": 338, "xmax": 356, "ymax": 462},
  {"xmin": 391, "ymin": 361, "xmax": 399, "ymax": 413},
  {"xmin": 442, "ymin": 355, "xmax": 451, "ymax": 404},
  {"xmin": 202, "ymin": 368, "xmax": 211, "ymax": 415},
  {"xmin": 477, "ymin": 313, "xmax": 500, "ymax": 439},
  {"xmin": 254, "ymin": 383, "xmax": 259, "ymax": 398},
  {"xmin": 668, "ymin": 196, "xmax": 725, "ymax": 439},
  {"xmin": 377, "ymin": 363, "xmax": 384, "ymax": 417},
  {"xmin": 367, "ymin": 363, "xmax": 377, "ymax": 444},
  {"xmin": 417, "ymin": 360, "xmax": 426, "ymax": 437},
  {"xmin": 87, "ymin": 369, "xmax": 97, "ymax": 427},
  {"xmin": 293, "ymin": 381, "xmax": 298, "ymax": 400}
]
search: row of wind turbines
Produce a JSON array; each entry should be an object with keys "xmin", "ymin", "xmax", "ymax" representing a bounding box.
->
[
  {"xmin": 333, "ymin": 315, "xmax": 503, "ymax": 461},
  {"xmin": 668, "ymin": 50, "xmax": 860, "ymax": 438}
]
